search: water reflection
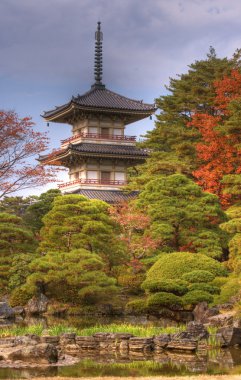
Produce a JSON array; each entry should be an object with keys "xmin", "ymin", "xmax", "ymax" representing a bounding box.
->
[{"xmin": 0, "ymin": 348, "xmax": 241, "ymax": 378}]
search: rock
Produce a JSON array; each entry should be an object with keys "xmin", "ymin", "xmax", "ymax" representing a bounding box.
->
[
  {"xmin": 154, "ymin": 334, "xmax": 171, "ymax": 351},
  {"xmin": 0, "ymin": 302, "xmax": 15, "ymax": 319},
  {"xmin": 207, "ymin": 312, "xmax": 234, "ymax": 327},
  {"xmin": 218, "ymin": 327, "xmax": 241, "ymax": 346},
  {"xmin": 193, "ymin": 302, "xmax": 219, "ymax": 323},
  {"xmin": 41, "ymin": 335, "xmax": 60, "ymax": 345},
  {"xmin": 186, "ymin": 322, "xmax": 209, "ymax": 340},
  {"xmin": 13, "ymin": 306, "xmax": 25, "ymax": 316},
  {"xmin": 129, "ymin": 337, "xmax": 153, "ymax": 352},
  {"xmin": 25, "ymin": 294, "xmax": 48, "ymax": 315},
  {"xmin": 76, "ymin": 336, "xmax": 98, "ymax": 350},
  {"xmin": 7, "ymin": 343, "xmax": 58, "ymax": 364},
  {"xmin": 60, "ymin": 332, "xmax": 76, "ymax": 345},
  {"xmin": 167, "ymin": 338, "xmax": 197, "ymax": 351}
]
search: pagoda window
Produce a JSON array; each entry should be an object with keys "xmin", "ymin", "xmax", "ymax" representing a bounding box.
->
[
  {"xmin": 88, "ymin": 127, "xmax": 98, "ymax": 135},
  {"xmin": 87, "ymin": 170, "xmax": 98, "ymax": 180},
  {"xmin": 115, "ymin": 172, "xmax": 125, "ymax": 181},
  {"xmin": 101, "ymin": 171, "xmax": 111, "ymax": 182},
  {"xmin": 101, "ymin": 128, "xmax": 110, "ymax": 137},
  {"xmin": 113, "ymin": 128, "xmax": 123, "ymax": 136}
]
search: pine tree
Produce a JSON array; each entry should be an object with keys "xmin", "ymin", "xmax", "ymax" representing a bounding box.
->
[
  {"xmin": 130, "ymin": 48, "xmax": 241, "ymax": 188},
  {"xmin": 38, "ymin": 194, "xmax": 125, "ymax": 269},
  {"xmin": 20, "ymin": 249, "xmax": 117, "ymax": 305},
  {"xmin": 0, "ymin": 212, "xmax": 36, "ymax": 293},
  {"xmin": 137, "ymin": 174, "xmax": 227, "ymax": 258}
]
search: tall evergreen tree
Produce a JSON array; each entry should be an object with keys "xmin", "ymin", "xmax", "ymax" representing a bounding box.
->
[
  {"xmin": 0, "ymin": 213, "xmax": 36, "ymax": 293},
  {"xmin": 38, "ymin": 194, "xmax": 125, "ymax": 269},
  {"xmin": 129, "ymin": 48, "xmax": 241, "ymax": 189},
  {"xmin": 137, "ymin": 174, "xmax": 227, "ymax": 259}
]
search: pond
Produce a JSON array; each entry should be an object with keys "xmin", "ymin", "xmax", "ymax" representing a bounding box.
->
[{"xmin": 0, "ymin": 348, "xmax": 241, "ymax": 378}]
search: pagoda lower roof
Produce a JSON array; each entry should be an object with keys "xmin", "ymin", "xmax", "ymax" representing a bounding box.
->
[
  {"xmin": 72, "ymin": 142, "xmax": 149, "ymax": 157},
  {"xmin": 69, "ymin": 189, "xmax": 139, "ymax": 203},
  {"xmin": 42, "ymin": 85, "xmax": 156, "ymax": 123},
  {"xmin": 39, "ymin": 143, "xmax": 149, "ymax": 164}
]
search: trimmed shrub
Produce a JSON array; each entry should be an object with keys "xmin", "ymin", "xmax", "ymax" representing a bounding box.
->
[
  {"xmin": 211, "ymin": 277, "xmax": 229, "ymax": 288},
  {"xmin": 182, "ymin": 270, "xmax": 215, "ymax": 283},
  {"xmin": 188, "ymin": 282, "xmax": 220, "ymax": 295},
  {"xmin": 182, "ymin": 290, "xmax": 213, "ymax": 305},
  {"xmin": 147, "ymin": 252, "xmax": 227, "ymax": 281},
  {"xmin": 142, "ymin": 279, "xmax": 188, "ymax": 296},
  {"xmin": 9, "ymin": 287, "xmax": 33, "ymax": 307},
  {"xmin": 147, "ymin": 292, "xmax": 183, "ymax": 310},
  {"xmin": 125, "ymin": 299, "xmax": 148, "ymax": 315},
  {"xmin": 214, "ymin": 277, "xmax": 241, "ymax": 304},
  {"xmin": 118, "ymin": 273, "xmax": 145, "ymax": 295}
]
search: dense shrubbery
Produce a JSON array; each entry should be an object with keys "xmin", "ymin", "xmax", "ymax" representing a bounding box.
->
[
  {"xmin": 142, "ymin": 279, "xmax": 188, "ymax": 296},
  {"xmin": 182, "ymin": 290, "xmax": 213, "ymax": 305},
  {"xmin": 182, "ymin": 270, "xmax": 215, "ymax": 283},
  {"xmin": 142, "ymin": 252, "xmax": 227, "ymax": 309},
  {"xmin": 125, "ymin": 299, "xmax": 148, "ymax": 315},
  {"xmin": 147, "ymin": 292, "xmax": 183, "ymax": 310}
]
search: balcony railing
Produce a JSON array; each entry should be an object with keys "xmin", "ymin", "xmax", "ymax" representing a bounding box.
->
[
  {"xmin": 58, "ymin": 178, "xmax": 127, "ymax": 189},
  {"xmin": 61, "ymin": 133, "xmax": 136, "ymax": 144}
]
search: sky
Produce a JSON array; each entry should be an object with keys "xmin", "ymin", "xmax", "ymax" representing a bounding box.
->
[{"xmin": 1, "ymin": 0, "xmax": 241, "ymax": 196}]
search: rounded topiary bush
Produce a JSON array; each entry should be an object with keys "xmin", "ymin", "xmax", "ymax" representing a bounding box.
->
[
  {"xmin": 142, "ymin": 279, "xmax": 188, "ymax": 296},
  {"xmin": 211, "ymin": 276, "xmax": 228, "ymax": 288},
  {"xmin": 125, "ymin": 299, "xmax": 148, "ymax": 315},
  {"xmin": 188, "ymin": 282, "xmax": 220, "ymax": 295},
  {"xmin": 147, "ymin": 252, "xmax": 227, "ymax": 281},
  {"xmin": 143, "ymin": 252, "xmax": 226, "ymax": 309},
  {"xmin": 182, "ymin": 290, "xmax": 213, "ymax": 305},
  {"xmin": 147, "ymin": 292, "xmax": 183, "ymax": 310},
  {"xmin": 182, "ymin": 270, "xmax": 215, "ymax": 283}
]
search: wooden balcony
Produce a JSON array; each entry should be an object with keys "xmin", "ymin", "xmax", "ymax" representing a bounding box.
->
[
  {"xmin": 58, "ymin": 178, "xmax": 127, "ymax": 189},
  {"xmin": 61, "ymin": 133, "xmax": 136, "ymax": 144}
]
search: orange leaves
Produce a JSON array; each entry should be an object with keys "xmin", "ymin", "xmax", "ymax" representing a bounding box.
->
[
  {"xmin": 188, "ymin": 71, "xmax": 241, "ymax": 206},
  {"xmin": 110, "ymin": 201, "xmax": 159, "ymax": 266}
]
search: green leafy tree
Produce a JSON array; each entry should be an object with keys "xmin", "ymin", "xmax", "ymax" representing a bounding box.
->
[
  {"xmin": 142, "ymin": 252, "xmax": 227, "ymax": 309},
  {"xmin": 137, "ymin": 174, "xmax": 227, "ymax": 258},
  {"xmin": 0, "ymin": 213, "xmax": 36, "ymax": 293},
  {"xmin": 16, "ymin": 249, "xmax": 117, "ymax": 306},
  {"xmin": 38, "ymin": 194, "xmax": 125, "ymax": 269}
]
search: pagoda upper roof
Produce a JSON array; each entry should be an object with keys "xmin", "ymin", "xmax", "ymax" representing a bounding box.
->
[
  {"xmin": 42, "ymin": 84, "xmax": 156, "ymax": 123},
  {"xmin": 39, "ymin": 142, "xmax": 149, "ymax": 165}
]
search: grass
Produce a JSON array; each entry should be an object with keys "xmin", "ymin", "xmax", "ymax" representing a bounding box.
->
[
  {"xmin": 0, "ymin": 323, "xmax": 185, "ymax": 338},
  {"xmin": 78, "ymin": 323, "xmax": 186, "ymax": 337}
]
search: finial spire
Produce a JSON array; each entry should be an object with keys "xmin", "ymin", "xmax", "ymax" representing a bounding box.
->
[{"xmin": 93, "ymin": 22, "xmax": 105, "ymax": 88}]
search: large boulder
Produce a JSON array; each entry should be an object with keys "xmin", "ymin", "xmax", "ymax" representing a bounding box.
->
[
  {"xmin": 7, "ymin": 343, "xmax": 58, "ymax": 364},
  {"xmin": 25, "ymin": 294, "xmax": 48, "ymax": 315},
  {"xmin": 207, "ymin": 312, "xmax": 234, "ymax": 327},
  {"xmin": 218, "ymin": 327, "xmax": 241, "ymax": 346},
  {"xmin": 193, "ymin": 302, "xmax": 219, "ymax": 323},
  {"xmin": 0, "ymin": 302, "xmax": 15, "ymax": 319}
]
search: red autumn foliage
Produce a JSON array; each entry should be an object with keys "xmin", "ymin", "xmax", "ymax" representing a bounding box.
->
[
  {"xmin": 0, "ymin": 110, "xmax": 58, "ymax": 198},
  {"xmin": 188, "ymin": 70, "xmax": 241, "ymax": 205},
  {"xmin": 109, "ymin": 202, "xmax": 160, "ymax": 266}
]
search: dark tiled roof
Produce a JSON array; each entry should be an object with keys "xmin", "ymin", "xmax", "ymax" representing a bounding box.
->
[
  {"xmin": 73, "ymin": 87, "xmax": 155, "ymax": 111},
  {"xmin": 43, "ymin": 86, "xmax": 155, "ymax": 118},
  {"xmin": 68, "ymin": 189, "xmax": 139, "ymax": 203},
  {"xmin": 71, "ymin": 143, "xmax": 149, "ymax": 157}
]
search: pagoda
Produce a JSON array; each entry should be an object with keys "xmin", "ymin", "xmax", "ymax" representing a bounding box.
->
[{"xmin": 40, "ymin": 22, "xmax": 155, "ymax": 203}]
